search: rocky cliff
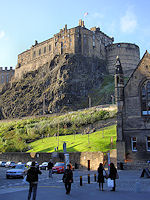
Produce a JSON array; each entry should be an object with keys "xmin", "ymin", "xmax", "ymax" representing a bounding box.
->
[{"xmin": 0, "ymin": 54, "xmax": 109, "ymax": 119}]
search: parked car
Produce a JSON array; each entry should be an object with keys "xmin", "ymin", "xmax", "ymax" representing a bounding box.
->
[
  {"xmin": 26, "ymin": 161, "xmax": 39, "ymax": 168},
  {"xmin": 5, "ymin": 161, "xmax": 16, "ymax": 168},
  {"xmin": 39, "ymin": 162, "xmax": 48, "ymax": 170},
  {"xmin": 0, "ymin": 161, "xmax": 6, "ymax": 167},
  {"xmin": 6, "ymin": 164, "xmax": 27, "ymax": 179},
  {"xmin": 52, "ymin": 162, "xmax": 65, "ymax": 174}
]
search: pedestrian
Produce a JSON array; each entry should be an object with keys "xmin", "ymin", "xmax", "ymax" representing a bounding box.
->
[
  {"xmin": 26, "ymin": 161, "xmax": 42, "ymax": 200},
  {"xmin": 109, "ymin": 162, "xmax": 117, "ymax": 191},
  {"xmin": 97, "ymin": 163, "xmax": 106, "ymax": 191},
  {"xmin": 48, "ymin": 160, "xmax": 54, "ymax": 178},
  {"xmin": 62, "ymin": 164, "xmax": 73, "ymax": 195}
]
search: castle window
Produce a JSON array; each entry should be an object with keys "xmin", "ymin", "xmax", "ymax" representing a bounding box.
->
[
  {"xmin": 39, "ymin": 49, "xmax": 41, "ymax": 55},
  {"xmin": 44, "ymin": 47, "xmax": 46, "ymax": 53},
  {"xmin": 33, "ymin": 51, "xmax": 36, "ymax": 58},
  {"xmin": 6, "ymin": 74, "xmax": 9, "ymax": 83},
  {"xmin": 146, "ymin": 137, "xmax": 150, "ymax": 151},
  {"xmin": 141, "ymin": 81, "xmax": 150, "ymax": 115},
  {"xmin": 1, "ymin": 75, "xmax": 4, "ymax": 83},
  {"xmin": 131, "ymin": 137, "xmax": 137, "ymax": 152},
  {"xmin": 49, "ymin": 45, "xmax": 51, "ymax": 51}
]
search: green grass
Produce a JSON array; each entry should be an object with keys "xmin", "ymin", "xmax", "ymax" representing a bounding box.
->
[
  {"xmin": 0, "ymin": 106, "xmax": 117, "ymax": 152},
  {"xmin": 27, "ymin": 125, "xmax": 116, "ymax": 152}
]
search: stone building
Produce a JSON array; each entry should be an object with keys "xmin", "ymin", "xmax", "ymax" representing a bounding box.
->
[
  {"xmin": 14, "ymin": 20, "xmax": 140, "ymax": 79},
  {"xmin": 115, "ymin": 51, "xmax": 150, "ymax": 168},
  {"xmin": 0, "ymin": 67, "xmax": 14, "ymax": 89}
]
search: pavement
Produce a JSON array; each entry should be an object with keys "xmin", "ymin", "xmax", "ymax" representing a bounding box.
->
[{"xmin": 0, "ymin": 168, "xmax": 150, "ymax": 200}]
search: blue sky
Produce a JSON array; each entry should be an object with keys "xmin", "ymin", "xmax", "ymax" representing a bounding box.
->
[{"xmin": 0, "ymin": 0, "xmax": 150, "ymax": 68}]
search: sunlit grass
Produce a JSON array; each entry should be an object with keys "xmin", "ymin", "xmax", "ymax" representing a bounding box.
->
[{"xmin": 27, "ymin": 125, "xmax": 116, "ymax": 152}]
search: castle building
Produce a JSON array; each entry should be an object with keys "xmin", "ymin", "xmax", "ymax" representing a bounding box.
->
[
  {"xmin": 15, "ymin": 20, "xmax": 140, "ymax": 79},
  {"xmin": 115, "ymin": 51, "xmax": 150, "ymax": 168},
  {"xmin": 0, "ymin": 67, "xmax": 14, "ymax": 89}
]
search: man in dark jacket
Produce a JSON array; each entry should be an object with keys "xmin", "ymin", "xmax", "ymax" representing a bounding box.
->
[
  {"xmin": 48, "ymin": 160, "xmax": 54, "ymax": 178},
  {"xmin": 27, "ymin": 161, "xmax": 42, "ymax": 200},
  {"xmin": 62, "ymin": 164, "xmax": 73, "ymax": 194}
]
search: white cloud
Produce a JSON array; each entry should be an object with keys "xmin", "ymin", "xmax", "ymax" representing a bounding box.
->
[
  {"xmin": 0, "ymin": 30, "xmax": 5, "ymax": 39},
  {"xmin": 120, "ymin": 9, "xmax": 137, "ymax": 33}
]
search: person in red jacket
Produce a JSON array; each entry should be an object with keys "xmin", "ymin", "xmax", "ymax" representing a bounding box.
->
[{"xmin": 27, "ymin": 161, "xmax": 42, "ymax": 200}]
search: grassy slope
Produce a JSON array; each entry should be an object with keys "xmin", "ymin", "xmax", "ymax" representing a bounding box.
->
[{"xmin": 27, "ymin": 125, "xmax": 116, "ymax": 153}]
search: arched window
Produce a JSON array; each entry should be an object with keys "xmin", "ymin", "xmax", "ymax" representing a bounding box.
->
[{"xmin": 141, "ymin": 81, "xmax": 150, "ymax": 115}]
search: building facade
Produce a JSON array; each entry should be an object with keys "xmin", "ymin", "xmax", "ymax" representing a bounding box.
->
[
  {"xmin": 0, "ymin": 67, "xmax": 14, "ymax": 89},
  {"xmin": 14, "ymin": 20, "xmax": 140, "ymax": 79},
  {"xmin": 116, "ymin": 51, "xmax": 150, "ymax": 168}
]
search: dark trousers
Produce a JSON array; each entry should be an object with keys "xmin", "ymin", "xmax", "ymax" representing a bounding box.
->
[
  {"xmin": 28, "ymin": 183, "xmax": 37, "ymax": 200},
  {"xmin": 113, "ymin": 179, "xmax": 116, "ymax": 191},
  {"xmin": 65, "ymin": 182, "xmax": 71, "ymax": 194},
  {"xmin": 99, "ymin": 182, "xmax": 104, "ymax": 190}
]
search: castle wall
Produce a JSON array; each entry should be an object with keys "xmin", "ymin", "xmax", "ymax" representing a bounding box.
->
[
  {"xmin": 106, "ymin": 43, "xmax": 140, "ymax": 76},
  {"xmin": 15, "ymin": 25, "xmax": 76, "ymax": 79},
  {"xmin": 0, "ymin": 67, "xmax": 14, "ymax": 89}
]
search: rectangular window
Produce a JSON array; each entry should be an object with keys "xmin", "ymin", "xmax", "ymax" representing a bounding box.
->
[
  {"xmin": 147, "ymin": 137, "xmax": 150, "ymax": 151},
  {"xmin": 49, "ymin": 45, "xmax": 51, "ymax": 52},
  {"xmin": 33, "ymin": 51, "xmax": 36, "ymax": 58},
  {"xmin": 39, "ymin": 49, "xmax": 41, "ymax": 55},
  {"xmin": 131, "ymin": 137, "xmax": 137, "ymax": 151},
  {"xmin": 6, "ymin": 74, "xmax": 9, "ymax": 83},
  {"xmin": 1, "ymin": 75, "xmax": 4, "ymax": 83},
  {"xmin": 44, "ymin": 47, "xmax": 46, "ymax": 53}
]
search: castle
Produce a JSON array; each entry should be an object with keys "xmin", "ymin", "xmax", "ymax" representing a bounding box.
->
[
  {"xmin": 14, "ymin": 20, "xmax": 140, "ymax": 79},
  {"xmin": 0, "ymin": 67, "xmax": 14, "ymax": 89}
]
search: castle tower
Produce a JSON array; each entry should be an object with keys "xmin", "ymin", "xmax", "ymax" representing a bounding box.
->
[{"xmin": 114, "ymin": 56, "xmax": 126, "ymax": 167}]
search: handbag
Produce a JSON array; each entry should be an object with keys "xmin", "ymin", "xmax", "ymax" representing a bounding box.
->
[
  {"xmin": 23, "ymin": 175, "xmax": 29, "ymax": 184},
  {"xmin": 103, "ymin": 170, "xmax": 106, "ymax": 176},
  {"xmin": 107, "ymin": 178, "xmax": 114, "ymax": 187}
]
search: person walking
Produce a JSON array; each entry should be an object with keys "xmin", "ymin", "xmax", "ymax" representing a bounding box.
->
[
  {"xmin": 97, "ymin": 163, "xmax": 105, "ymax": 191},
  {"xmin": 62, "ymin": 164, "xmax": 73, "ymax": 194},
  {"xmin": 109, "ymin": 162, "xmax": 117, "ymax": 191},
  {"xmin": 48, "ymin": 160, "xmax": 54, "ymax": 178},
  {"xmin": 27, "ymin": 161, "xmax": 42, "ymax": 200}
]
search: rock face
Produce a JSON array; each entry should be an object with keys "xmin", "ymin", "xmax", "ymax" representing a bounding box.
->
[{"xmin": 0, "ymin": 54, "xmax": 107, "ymax": 119}]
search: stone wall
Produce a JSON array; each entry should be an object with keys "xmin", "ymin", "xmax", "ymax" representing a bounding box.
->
[
  {"xmin": 0, "ymin": 150, "xmax": 117, "ymax": 170},
  {"xmin": 106, "ymin": 43, "xmax": 140, "ymax": 76},
  {"xmin": 0, "ymin": 67, "xmax": 14, "ymax": 89}
]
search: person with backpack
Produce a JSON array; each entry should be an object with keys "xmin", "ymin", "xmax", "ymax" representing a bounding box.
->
[
  {"xmin": 62, "ymin": 164, "xmax": 73, "ymax": 194},
  {"xmin": 27, "ymin": 161, "xmax": 42, "ymax": 200},
  {"xmin": 48, "ymin": 160, "xmax": 54, "ymax": 178}
]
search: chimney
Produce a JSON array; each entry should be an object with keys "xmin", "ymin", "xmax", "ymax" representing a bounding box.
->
[
  {"xmin": 65, "ymin": 24, "xmax": 67, "ymax": 31},
  {"xmin": 79, "ymin": 19, "xmax": 82, "ymax": 26},
  {"xmin": 82, "ymin": 20, "xmax": 85, "ymax": 27}
]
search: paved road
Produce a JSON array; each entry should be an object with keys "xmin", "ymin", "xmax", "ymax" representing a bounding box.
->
[{"xmin": 0, "ymin": 167, "xmax": 150, "ymax": 199}]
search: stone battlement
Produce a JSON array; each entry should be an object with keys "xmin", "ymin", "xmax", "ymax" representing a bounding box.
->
[
  {"xmin": 0, "ymin": 66, "xmax": 14, "ymax": 71},
  {"xmin": 0, "ymin": 67, "xmax": 15, "ymax": 88}
]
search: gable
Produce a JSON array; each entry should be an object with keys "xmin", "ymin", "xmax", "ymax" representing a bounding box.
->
[{"xmin": 124, "ymin": 51, "xmax": 150, "ymax": 97}]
